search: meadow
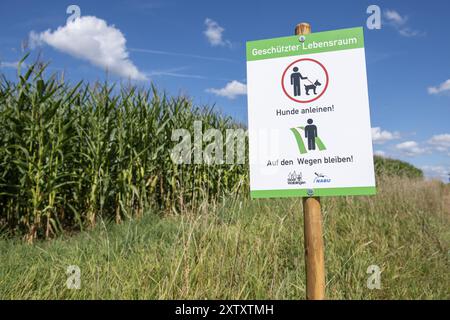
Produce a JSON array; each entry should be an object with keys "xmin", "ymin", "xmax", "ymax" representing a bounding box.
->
[
  {"xmin": 0, "ymin": 175, "xmax": 448, "ymax": 299},
  {"xmin": 0, "ymin": 59, "xmax": 449, "ymax": 299}
]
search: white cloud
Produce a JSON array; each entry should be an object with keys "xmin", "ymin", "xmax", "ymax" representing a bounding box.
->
[
  {"xmin": 428, "ymin": 79, "xmax": 450, "ymax": 95},
  {"xmin": 421, "ymin": 165, "xmax": 450, "ymax": 182},
  {"xmin": 371, "ymin": 127, "xmax": 400, "ymax": 144},
  {"xmin": 398, "ymin": 28, "xmax": 422, "ymax": 37},
  {"xmin": 29, "ymin": 16, "xmax": 146, "ymax": 81},
  {"xmin": 204, "ymin": 18, "xmax": 231, "ymax": 47},
  {"xmin": 148, "ymin": 66, "xmax": 208, "ymax": 80},
  {"xmin": 384, "ymin": 10, "xmax": 408, "ymax": 25},
  {"xmin": 130, "ymin": 47, "xmax": 235, "ymax": 62},
  {"xmin": 384, "ymin": 9, "xmax": 424, "ymax": 37},
  {"xmin": 428, "ymin": 134, "xmax": 450, "ymax": 153},
  {"xmin": 0, "ymin": 61, "xmax": 24, "ymax": 69},
  {"xmin": 206, "ymin": 80, "xmax": 247, "ymax": 99},
  {"xmin": 374, "ymin": 150, "xmax": 386, "ymax": 157},
  {"xmin": 374, "ymin": 150, "xmax": 387, "ymax": 157},
  {"xmin": 395, "ymin": 140, "xmax": 427, "ymax": 156}
]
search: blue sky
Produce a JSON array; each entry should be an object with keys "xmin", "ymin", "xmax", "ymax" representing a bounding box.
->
[{"xmin": 0, "ymin": 0, "xmax": 449, "ymax": 181}]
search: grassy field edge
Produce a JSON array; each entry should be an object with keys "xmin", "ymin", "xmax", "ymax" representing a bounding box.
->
[{"xmin": 1, "ymin": 175, "xmax": 449, "ymax": 299}]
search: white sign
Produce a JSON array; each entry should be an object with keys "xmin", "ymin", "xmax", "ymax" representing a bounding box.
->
[{"xmin": 246, "ymin": 27, "xmax": 376, "ymax": 198}]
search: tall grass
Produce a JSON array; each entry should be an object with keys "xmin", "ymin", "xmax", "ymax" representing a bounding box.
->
[
  {"xmin": 0, "ymin": 58, "xmax": 248, "ymax": 240},
  {"xmin": 0, "ymin": 175, "xmax": 448, "ymax": 299}
]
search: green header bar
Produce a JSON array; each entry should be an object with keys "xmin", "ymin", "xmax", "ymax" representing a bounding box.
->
[
  {"xmin": 250, "ymin": 186, "xmax": 376, "ymax": 199},
  {"xmin": 246, "ymin": 27, "xmax": 364, "ymax": 61}
]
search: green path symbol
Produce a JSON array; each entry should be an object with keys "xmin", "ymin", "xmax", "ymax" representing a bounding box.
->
[
  {"xmin": 290, "ymin": 126, "xmax": 326, "ymax": 154},
  {"xmin": 290, "ymin": 128, "xmax": 307, "ymax": 154}
]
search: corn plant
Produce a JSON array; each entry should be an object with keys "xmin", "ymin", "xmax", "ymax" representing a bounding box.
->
[{"xmin": 0, "ymin": 57, "xmax": 249, "ymax": 240}]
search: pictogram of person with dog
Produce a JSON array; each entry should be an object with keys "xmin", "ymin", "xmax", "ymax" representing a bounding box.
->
[{"xmin": 290, "ymin": 67, "xmax": 322, "ymax": 96}]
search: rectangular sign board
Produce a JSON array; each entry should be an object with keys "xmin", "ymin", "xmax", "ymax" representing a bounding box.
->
[{"xmin": 246, "ymin": 27, "xmax": 376, "ymax": 198}]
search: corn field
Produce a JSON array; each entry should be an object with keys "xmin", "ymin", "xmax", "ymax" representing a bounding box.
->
[
  {"xmin": 0, "ymin": 58, "xmax": 248, "ymax": 240},
  {"xmin": 373, "ymin": 156, "xmax": 423, "ymax": 179}
]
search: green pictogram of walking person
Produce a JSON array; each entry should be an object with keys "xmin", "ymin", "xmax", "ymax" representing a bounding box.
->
[
  {"xmin": 305, "ymin": 119, "xmax": 317, "ymax": 150},
  {"xmin": 290, "ymin": 118, "xmax": 326, "ymax": 154}
]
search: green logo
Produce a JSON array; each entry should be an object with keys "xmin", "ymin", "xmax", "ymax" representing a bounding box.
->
[{"xmin": 290, "ymin": 126, "xmax": 326, "ymax": 154}]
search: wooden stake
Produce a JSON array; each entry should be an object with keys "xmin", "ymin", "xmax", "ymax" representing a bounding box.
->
[
  {"xmin": 295, "ymin": 23, "xmax": 311, "ymax": 36},
  {"xmin": 295, "ymin": 22, "xmax": 326, "ymax": 300},
  {"xmin": 302, "ymin": 196, "xmax": 325, "ymax": 299}
]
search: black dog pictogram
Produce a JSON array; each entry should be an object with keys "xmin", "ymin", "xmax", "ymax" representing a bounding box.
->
[{"xmin": 304, "ymin": 80, "xmax": 321, "ymax": 95}]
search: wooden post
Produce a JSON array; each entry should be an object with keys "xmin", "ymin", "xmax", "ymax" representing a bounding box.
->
[
  {"xmin": 295, "ymin": 22, "xmax": 326, "ymax": 300},
  {"xmin": 302, "ymin": 196, "xmax": 325, "ymax": 299}
]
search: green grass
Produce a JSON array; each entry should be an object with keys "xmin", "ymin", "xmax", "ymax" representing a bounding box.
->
[{"xmin": 1, "ymin": 176, "xmax": 448, "ymax": 299}]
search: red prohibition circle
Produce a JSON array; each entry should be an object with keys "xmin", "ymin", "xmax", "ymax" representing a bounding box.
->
[{"xmin": 281, "ymin": 58, "xmax": 329, "ymax": 104}]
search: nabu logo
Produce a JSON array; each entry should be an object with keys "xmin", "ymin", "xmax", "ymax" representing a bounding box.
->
[{"xmin": 313, "ymin": 172, "xmax": 331, "ymax": 184}]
